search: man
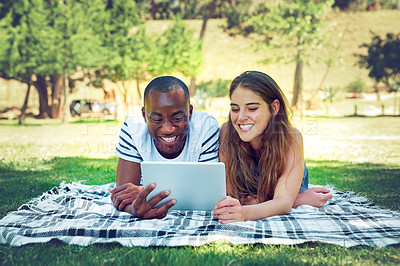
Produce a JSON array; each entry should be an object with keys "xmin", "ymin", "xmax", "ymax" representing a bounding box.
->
[{"xmin": 110, "ymin": 76, "xmax": 219, "ymax": 219}]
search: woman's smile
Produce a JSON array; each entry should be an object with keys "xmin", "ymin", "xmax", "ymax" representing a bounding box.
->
[{"xmin": 238, "ymin": 124, "xmax": 254, "ymax": 132}]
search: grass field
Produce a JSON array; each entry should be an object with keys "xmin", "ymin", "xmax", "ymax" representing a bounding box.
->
[{"xmin": 0, "ymin": 116, "xmax": 399, "ymax": 265}]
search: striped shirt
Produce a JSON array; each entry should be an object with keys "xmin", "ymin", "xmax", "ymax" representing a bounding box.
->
[{"xmin": 115, "ymin": 111, "xmax": 219, "ymax": 163}]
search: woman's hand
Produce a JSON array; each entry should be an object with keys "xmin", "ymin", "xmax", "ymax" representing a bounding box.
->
[
  {"xmin": 293, "ymin": 187, "xmax": 333, "ymax": 208},
  {"xmin": 212, "ymin": 196, "xmax": 245, "ymax": 224}
]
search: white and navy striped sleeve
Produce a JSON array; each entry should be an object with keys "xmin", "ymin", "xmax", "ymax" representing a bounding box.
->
[
  {"xmin": 115, "ymin": 121, "xmax": 143, "ymax": 163},
  {"xmin": 198, "ymin": 119, "xmax": 219, "ymax": 162}
]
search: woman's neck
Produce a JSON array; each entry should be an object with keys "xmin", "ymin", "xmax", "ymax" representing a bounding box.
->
[{"xmin": 249, "ymin": 138, "xmax": 263, "ymax": 159}]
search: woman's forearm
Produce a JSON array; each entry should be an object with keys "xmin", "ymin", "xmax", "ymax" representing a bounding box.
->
[{"xmin": 242, "ymin": 197, "xmax": 293, "ymax": 221}]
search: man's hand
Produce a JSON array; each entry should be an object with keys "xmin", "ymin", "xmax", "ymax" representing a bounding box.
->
[
  {"xmin": 294, "ymin": 187, "xmax": 333, "ymax": 208},
  {"xmin": 110, "ymin": 183, "xmax": 144, "ymax": 211},
  {"xmin": 212, "ymin": 196, "xmax": 244, "ymax": 224},
  {"xmin": 131, "ymin": 183, "xmax": 176, "ymax": 219}
]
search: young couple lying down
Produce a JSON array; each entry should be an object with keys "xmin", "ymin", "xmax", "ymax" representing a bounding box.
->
[{"xmin": 110, "ymin": 72, "xmax": 332, "ymax": 224}]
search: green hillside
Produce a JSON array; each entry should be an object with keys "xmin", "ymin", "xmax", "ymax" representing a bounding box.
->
[{"xmin": 1, "ymin": 10, "xmax": 399, "ymax": 116}]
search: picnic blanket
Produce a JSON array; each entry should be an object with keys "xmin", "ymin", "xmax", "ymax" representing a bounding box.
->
[{"xmin": 1, "ymin": 182, "xmax": 399, "ymax": 248}]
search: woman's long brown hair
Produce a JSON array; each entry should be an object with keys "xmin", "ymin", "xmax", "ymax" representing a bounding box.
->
[{"xmin": 221, "ymin": 71, "xmax": 302, "ymax": 203}]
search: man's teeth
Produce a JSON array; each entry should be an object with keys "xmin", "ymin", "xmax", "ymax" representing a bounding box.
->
[
  {"xmin": 162, "ymin": 136, "xmax": 177, "ymax": 143},
  {"xmin": 239, "ymin": 124, "xmax": 253, "ymax": 130}
]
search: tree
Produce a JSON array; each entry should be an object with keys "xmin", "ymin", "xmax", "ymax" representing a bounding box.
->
[
  {"xmin": 225, "ymin": 0, "xmax": 334, "ymax": 116},
  {"xmin": 358, "ymin": 32, "xmax": 400, "ymax": 114},
  {"xmin": 0, "ymin": 0, "xmax": 51, "ymax": 123},
  {"xmin": 188, "ymin": 0, "xmax": 217, "ymax": 97},
  {"xmin": 156, "ymin": 16, "xmax": 203, "ymax": 83},
  {"xmin": 99, "ymin": 0, "xmax": 145, "ymax": 118},
  {"xmin": 101, "ymin": 13, "xmax": 203, "ymax": 119},
  {"xmin": 0, "ymin": 0, "xmax": 107, "ymax": 121}
]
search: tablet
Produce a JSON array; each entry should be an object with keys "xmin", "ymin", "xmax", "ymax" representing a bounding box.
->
[{"xmin": 141, "ymin": 161, "xmax": 226, "ymax": 211}]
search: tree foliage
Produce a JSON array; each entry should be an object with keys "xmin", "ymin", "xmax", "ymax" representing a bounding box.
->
[
  {"xmin": 358, "ymin": 32, "xmax": 400, "ymax": 93},
  {"xmin": 157, "ymin": 16, "xmax": 203, "ymax": 78},
  {"xmin": 0, "ymin": 0, "xmax": 204, "ymax": 120},
  {"xmin": 225, "ymin": 0, "xmax": 334, "ymax": 112},
  {"xmin": 0, "ymin": 0, "xmax": 106, "ymax": 119}
]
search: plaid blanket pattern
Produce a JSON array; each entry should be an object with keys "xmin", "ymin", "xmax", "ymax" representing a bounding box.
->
[{"xmin": 1, "ymin": 182, "xmax": 399, "ymax": 247}]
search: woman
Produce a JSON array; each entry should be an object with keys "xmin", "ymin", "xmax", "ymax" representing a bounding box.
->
[{"xmin": 213, "ymin": 71, "xmax": 332, "ymax": 224}]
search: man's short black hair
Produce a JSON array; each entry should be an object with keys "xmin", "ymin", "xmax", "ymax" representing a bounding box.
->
[{"xmin": 143, "ymin": 76, "xmax": 190, "ymax": 105}]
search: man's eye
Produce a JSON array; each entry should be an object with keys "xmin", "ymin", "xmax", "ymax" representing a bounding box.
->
[
  {"xmin": 150, "ymin": 118, "xmax": 162, "ymax": 123},
  {"xmin": 172, "ymin": 117, "xmax": 183, "ymax": 122}
]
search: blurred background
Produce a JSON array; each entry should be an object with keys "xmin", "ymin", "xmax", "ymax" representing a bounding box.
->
[{"xmin": 0, "ymin": 0, "xmax": 399, "ymax": 123}]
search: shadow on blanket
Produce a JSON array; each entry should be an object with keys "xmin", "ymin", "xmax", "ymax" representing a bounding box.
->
[{"xmin": 0, "ymin": 182, "xmax": 399, "ymax": 248}]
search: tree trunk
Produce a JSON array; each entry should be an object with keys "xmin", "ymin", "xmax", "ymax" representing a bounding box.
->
[
  {"xmin": 188, "ymin": 77, "xmax": 197, "ymax": 97},
  {"xmin": 150, "ymin": 0, "xmax": 158, "ymax": 20},
  {"xmin": 135, "ymin": 69, "xmax": 142, "ymax": 104},
  {"xmin": 35, "ymin": 74, "xmax": 50, "ymax": 119},
  {"xmin": 121, "ymin": 81, "xmax": 129, "ymax": 119},
  {"xmin": 292, "ymin": 57, "xmax": 304, "ymax": 110},
  {"xmin": 188, "ymin": 0, "xmax": 217, "ymax": 97},
  {"xmin": 61, "ymin": 70, "xmax": 69, "ymax": 124},
  {"xmin": 19, "ymin": 79, "xmax": 32, "ymax": 125},
  {"xmin": 374, "ymin": 83, "xmax": 381, "ymax": 101},
  {"xmin": 50, "ymin": 74, "xmax": 64, "ymax": 119}
]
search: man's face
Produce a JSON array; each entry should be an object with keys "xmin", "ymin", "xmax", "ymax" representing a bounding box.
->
[{"xmin": 142, "ymin": 88, "xmax": 192, "ymax": 159}]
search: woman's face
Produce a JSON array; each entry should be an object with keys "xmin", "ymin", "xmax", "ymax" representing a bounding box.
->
[{"xmin": 230, "ymin": 86, "xmax": 273, "ymax": 148}]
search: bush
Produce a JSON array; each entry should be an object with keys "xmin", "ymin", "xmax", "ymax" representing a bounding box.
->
[
  {"xmin": 192, "ymin": 79, "xmax": 230, "ymax": 109},
  {"xmin": 345, "ymin": 79, "xmax": 367, "ymax": 94},
  {"xmin": 195, "ymin": 79, "xmax": 230, "ymax": 98}
]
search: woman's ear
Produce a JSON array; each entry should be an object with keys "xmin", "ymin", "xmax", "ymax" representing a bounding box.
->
[{"xmin": 271, "ymin": 99, "xmax": 280, "ymax": 116}]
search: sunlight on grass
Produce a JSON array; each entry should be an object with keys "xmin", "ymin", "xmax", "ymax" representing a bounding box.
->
[{"xmin": 1, "ymin": 116, "xmax": 400, "ymax": 265}]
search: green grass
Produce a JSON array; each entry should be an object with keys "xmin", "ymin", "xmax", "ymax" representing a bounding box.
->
[
  {"xmin": 1, "ymin": 117, "xmax": 400, "ymax": 265},
  {"xmin": 1, "ymin": 242, "xmax": 399, "ymax": 265}
]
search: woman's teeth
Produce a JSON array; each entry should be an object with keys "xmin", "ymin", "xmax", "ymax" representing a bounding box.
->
[
  {"xmin": 161, "ymin": 136, "xmax": 177, "ymax": 143},
  {"xmin": 239, "ymin": 124, "xmax": 253, "ymax": 130}
]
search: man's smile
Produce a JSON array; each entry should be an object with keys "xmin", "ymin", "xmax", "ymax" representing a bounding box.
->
[{"xmin": 160, "ymin": 135, "xmax": 178, "ymax": 144}]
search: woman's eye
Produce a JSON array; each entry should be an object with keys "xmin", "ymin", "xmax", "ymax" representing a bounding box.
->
[
  {"xmin": 249, "ymin": 107, "xmax": 258, "ymax": 111},
  {"xmin": 231, "ymin": 108, "xmax": 239, "ymax": 112}
]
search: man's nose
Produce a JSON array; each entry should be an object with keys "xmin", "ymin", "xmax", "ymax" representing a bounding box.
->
[{"xmin": 161, "ymin": 120, "xmax": 175, "ymax": 134}]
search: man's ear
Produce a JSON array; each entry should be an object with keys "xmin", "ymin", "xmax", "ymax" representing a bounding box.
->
[
  {"xmin": 142, "ymin": 106, "xmax": 147, "ymax": 122},
  {"xmin": 189, "ymin": 104, "xmax": 193, "ymax": 121},
  {"xmin": 271, "ymin": 99, "xmax": 280, "ymax": 116}
]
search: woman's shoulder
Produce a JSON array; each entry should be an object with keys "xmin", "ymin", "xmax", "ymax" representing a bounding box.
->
[{"xmin": 292, "ymin": 127, "xmax": 303, "ymax": 144}]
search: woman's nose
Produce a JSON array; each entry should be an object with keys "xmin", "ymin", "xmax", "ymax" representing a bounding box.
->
[{"xmin": 238, "ymin": 110, "xmax": 248, "ymax": 121}]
